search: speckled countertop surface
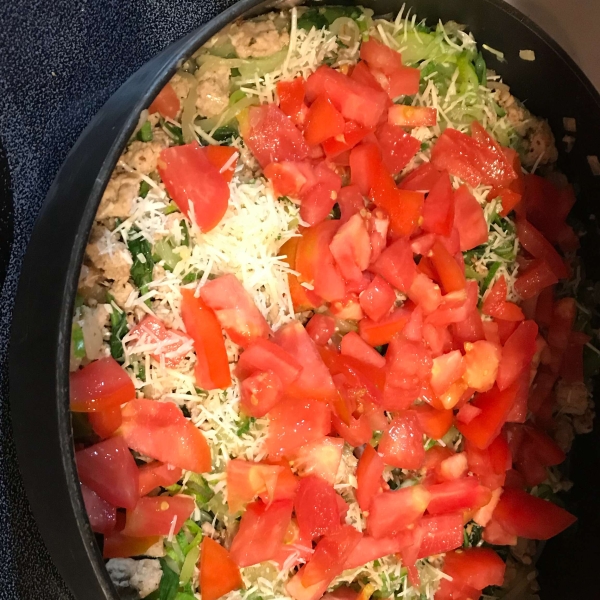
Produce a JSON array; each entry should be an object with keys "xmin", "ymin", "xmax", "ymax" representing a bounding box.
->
[{"xmin": 0, "ymin": 1, "xmax": 598, "ymax": 598}]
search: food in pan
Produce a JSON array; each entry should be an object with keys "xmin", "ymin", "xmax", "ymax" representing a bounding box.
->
[{"xmin": 70, "ymin": 5, "xmax": 596, "ymax": 600}]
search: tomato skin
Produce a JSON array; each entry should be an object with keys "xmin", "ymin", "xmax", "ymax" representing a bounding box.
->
[
  {"xmin": 514, "ymin": 258, "xmax": 558, "ymax": 300},
  {"xmin": 81, "ymin": 484, "xmax": 116, "ymax": 534},
  {"xmin": 236, "ymin": 338, "xmax": 302, "ymax": 388},
  {"xmin": 421, "ymin": 171, "xmax": 454, "ymax": 237},
  {"xmin": 88, "ymin": 405, "xmax": 123, "ymax": 439},
  {"xmin": 388, "ymin": 105, "xmax": 437, "ymax": 127},
  {"xmin": 230, "ymin": 499, "xmax": 294, "ymax": 567},
  {"xmin": 277, "ymin": 77, "xmax": 307, "ymax": 125},
  {"xmin": 496, "ymin": 320, "xmax": 538, "ymax": 391},
  {"xmin": 407, "ymin": 272, "xmax": 443, "ymax": 316},
  {"xmin": 240, "ymin": 370, "xmax": 284, "ymax": 418},
  {"xmin": 266, "ymin": 396, "xmax": 332, "ymax": 457},
  {"xmin": 200, "ymin": 537, "xmax": 243, "ymax": 600},
  {"xmin": 180, "ymin": 289, "xmax": 232, "ymax": 390},
  {"xmin": 340, "ymin": 331, "xmax": 385, "ymax": 369},
  {"xmin": 379, "ymin": 412, "xmax": 425, "ymax": 470},
  {"xmin": 70, "ymin": 357, "xmax": 135, "ymax": 413},
  {"xmin": 120, "ymin": 398, "xmax": 212, "ymax": 473},
  {"xmin": 400, "ymin": 162, "xmax": 443, "ymax": 192},
  {"xmin": 148, "ymin": 82, "xmax": 180, "ymax": 119},
  {"xmin": 76, "ymin": 436, "xmax": 139, "ymax": 509},
  {"xmin": 359, "ymin": 275, "xmax": 396, "ymax": 322},
  {"xmin": 200, "ymin": 274, "xmax": 271, "ymax": 347},
  {"xmin": 441, "ymin": 547, "xmax": 506, "ymax": 590},
  {"xmin": 376, "ymin": 123, "xmax": 420, "ymax": 175},
  {"xmin": 411, "ymin": 404, "xmax": 453, "ymax": 440},
  {"xmin": 323, "ymin": 120, "xmax": 371, "ymax": 159},
  {"xmin": 453, "ymin": 185, "xmax": 488, "ymax": 251},
  {"xmin": 367, "ymin": 485, "xmax": 431, "ymax": 538},
  {"xmin": 425, "ymin": 477, "xmax": 492, "ymax": 515},
  {"xmin": 240, "ymin": 104, "xmax": 309, "ymax": 168},
  {"xmin": 412, "ymin": 512, "xmax": 464, "ymax": 559},
  {"xmin": 295, "ymin": 475, "xmax": 341, "ymax": 539},
  {"xmin": 337, "ymin": 185, "xmax": 365, "ymax": 224},
  {"xmin": 463, "ymin": 340, "xmax": 502, "ymax": 392},
  {"xmin": 203, "ymin": 145, "xmax": 238, "ymax": 182},
  {"xmin": 304, "ymin": 95, "xmax": 346, "ymax": 145},
  {"xmin": 122, "ymin": 495, "xmax": 195, "ymax": 537},
  {"xmin": 547, "ymin": 297, "xmax": 576, "ymax": 363},
  {"xmin": 138, "ymin": 462, "xmax": 182, "ymax": 497},
  {"xmin": 344, "ymin": 531, "xmax": 415, "ymax": 571},
  {"xmin": 371, "ymin": 237, "xmax": 417, "ymax": 293},
  {"xmin": 102, "ymin": 531, "xmax": 162, "ymax": 559},
  {"xmin": 430, "ymin": 239, "xmax": 465, "ymax": 294},
  {"xmin": 300, "ymin": 163, "xmax": 343, "ymax": 226},
  {"xmin": 492, "ymin": 487, "xmax": 576, "ymax": 540},
  {"xmin": 356, "ymin": 444, "xmax": 385, "ymax": 511},
  {"xmin": 350, "ymin": 142, "xmax": 382, "ymax": 196},
  {"xmin": 305, "ymin": 314, "xmax": 336, "ymax": 347},
  {"xmin": 330, "ymin": 213, "xmax": 372, "ymax": 282},
  {"xmin": 358, "ymin": 306, "xmax": 412, "ymax": 346}
]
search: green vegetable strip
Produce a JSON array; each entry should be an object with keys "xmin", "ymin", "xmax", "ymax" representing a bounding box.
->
[
  {"xmin": 179, "ymin": 545, "xmax": 200, "ymax": 585},
  {"xmin": 107, "ymin": 295, "xmax": 128, "ymax": 361},
  {"xmin": 71, "ymin": 324, "xmax": 86, "ymax": 359},
  {"xmin": 137, "ymin": 121, "xmax": 153, "ymax": 142},
  {"xmin": 127, "ymin": 230, "xmax": 155, "ymax": 302}
]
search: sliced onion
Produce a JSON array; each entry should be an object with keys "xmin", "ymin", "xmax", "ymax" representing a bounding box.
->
[{"xmin": 179, "ymin": 71, "xmax": 198, "ymax": 144}]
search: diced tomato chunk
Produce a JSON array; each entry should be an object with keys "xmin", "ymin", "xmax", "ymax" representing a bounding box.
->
[
  {"xmin": 201, "ymin": 537, "xmax": 243, "ymax": 600},
  {"xmin": 138, "ymin": 462, "xmax": 182, "ymax": 497},
  {"xmin": 496, "ymin": 320, "xmax": 538, "ymax": 390},
  {"xmin": 81, "ymin": 484, "xmax": 117, "ymax": 534},
  {"xmin": 102, "ymin": 532, "xmax": 162, "ymax": 559},
  {"xmin": 359, "ymin": 275, "xmax": 396, "ymax": 322},
  {"xmin": 517, "ymin": 218, "xmax": 569, "ymax": 280},
  {"xmin": 88, "ymin": 405, "xmax": 123, "ymax": 439},
  {"xmin": 413, "ymin": 512, "xmax": 464, "ymax": 559},
  {"xmin": 227, "ymin": 459, "xmax": 284, "ymax": 513},
  {"xmin": 295, "ymin": 475, "xmax": 341, "ymax": 540},
  {"xmin": 291, "ymin": 437, "xmax": 344, "ymax": 485},
  {"xmin": 463, "ymin": 340, "xmax": 501, "ymax": 392},
  {"xmin": 411, "ymin": 403, "xmax": 453, "ymax": 440},
  {"xmin": 304, "ymin": 95, "xmax": 345, "ymax": 145},
  {"xmin": 236, "ymin": 338, "xmax": 302, "ymax": 387},
  {"xmin": 360, "ymin": 38, "xmax": 402, "ymax": 75},
  {"xmin": 430, "ymin": 350, "xmax": 465, "ymax": 396},
  {"xmin": 350, "ymin": 142, "xmax": 382, "ymax": 196},
  {"xmin": 482, "ymin": 276, "xmax": 525, "ymax": 322},
  {"xmin": 240, "ymin": 371, "xmax": 284, "ymax": 418},
  {"xmin": 122, "ymin": 495, "xmax": 195, "ymax": 537},
  {"xmin": 359, "ymin": 307, "xmax": 412, "ymax": 346},
  {"xmin": 340, "ymin": 331, "xmax": 386, "ymax": 369},
  {"xmin": 379, "ymin": 412, "xmax": 425, "ymax": 470},
  {"xmin": 371, "ymin": 237, "xmax": 417, "ymax": 293},
  {"xmin": 356, "ymin": 444, "xmax": 385, "ymax": 511},
  {"xmin": 425, "ymin": 477, "xmax": 492, "ymax": 515},
  {"xmin": 376, "ymin": 123, "xmax": 420, "ymax": 175},
  {"xmin": 389, "ymin": 105, "xmax": 437, "ymax": 127},
  {"xmin": 300, "ymin": 163, "xmax": 343, "ymax": 226},
  {"xmin": 453, "ymin": 185, "xmax": 488, "ymax": 251},
  {"xmin": 148, "ymin": 82, "xmax": 180, "ymax": 119},
  {"xmin": 430, "ymin": 239, "xmax": 465, "ymax": 294},
  {"xmin": 330, "ymin": 213, "xmax": 372, "ymax": 282},
  {"xmin": 515, "ymin": 258, "xmax": 558, "ymax": 299},
  {"xmin": 336, "ymin": 185, "xmax": 365, "ymax": 224},
  {"xmin": 421, "ymin": 171, "xmax": 454, "ymax": 237},
  {"xmin": 407, "ymin": 273, "xmax": 443, "ymax": 315},
  {"xmin": 277, "ymin": 77, "xmax": 307, "ymax": 125},
  {"xmin": 400, "ymin": 162, "xmax": 443, "ymax": 192},
  {"xmin": 368, "ymin": 485, "xmax": 430, "ymax": 538},
  {"xmin": 440, "ymin": 548, "xmax": 506, "ymax": 591},
  {"xmin": 305, "ymin": 314, "xmax": 336, "ymax": 347}
]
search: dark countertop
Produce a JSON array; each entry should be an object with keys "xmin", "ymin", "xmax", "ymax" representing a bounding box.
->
[{"xmin": 0, "ymin": 1, "xmax": 598, "ymax": 599}]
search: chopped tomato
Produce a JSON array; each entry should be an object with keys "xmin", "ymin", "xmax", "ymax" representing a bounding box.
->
[
  {"xmin": 236, "ymin": 338, "xmax": 302, "ymax": 388},
  {"xmin": 300, "ymin": 163, "xmax": 343, "ymax": 226},
  {"xmin": 81, "ymin": 484, "xmax": 116, "ymax": 534},
  {"xmin": 286, "ymin": 568, "xmax": 330, "ymax": 600},
  {"xmin": 129, "ymin": 315, "xmax": 191, "ymax": 368},
  {"xmin": 430, "ymin": 350, "xmax": 465, "ymax": 396},
  {"xmin": 371, "ymin": 237, "xmax": 417, "ymax": 292},
  {"xmin": 463, "ymin": 340, "xmax": 501, "ymax": 392},
  {"xmin": 258, "ymin": 464, "xmax": 299, "ymax": 504},
  {"xmin": 88, "ymin": 405, "xmax": 123, "ymax": 439},
  {"xmin": 239, "ymin": 104, "xmax": 309, "ymax": 168},
  {"xmin": 412, "ymin": 512, "xmax": 464, "ymax": 559},
  {"xmin": 138, "ymin": 462, "xmax": 182, "ymax": 497},
  {"xmin": 421, "ymin": 171, "xmax": 454, "ymax": 237},
  {"xmin": 425, "ymin": 477, "xmax": 492, "ymax": 515},
  {"xmin": 340, "ymin": 331, "xmax": 386, "ymax": 369},
  {"xmin": 76, "ymin": 436, "xmax": 139, "ymax": 509},
  {"xmin": 379, "ymin": 412, "xmax": 425, "ymax": 470},
  {"xmin": 517, "ymin": 218, "xmax": 569, "ymax": 279},
  {"xmin": 302, "ymin": 525, "xmax": 362, "ymax": 587},
  {"xmin": 430, "ymin": 239, "xmax": 465, "ymax": 293},
  {"xmin": 496, "ymin": 320, "xmax": 538, "ymax": 390},
  {"xmin": 359, "ymin": 307, "xmax": 412, "ymax": 346},
  {"xmin": 148, "ymin": 82, "xmax": 180, "ymax": 119},
  {"xmin": 281, "ymin": 236, "xmax": 324, "ymax": 311},
  {"xmin": 120, "ymin": 398, "xmax": 212, "ymax": 473},
  {"xmin": 264, "ymin": 160, "xmax": 313, "ymax": 196},
  {"xmin": 102, "ymin": 531, "xmax": 161, "ymax": 559},
  {"xmin": 436, "ymin": 452, "xmax": 469, "ymax": 482},
  {"xmin": 411, "ymin": 404, "xmax": 453, "ymax": 439},
  {"xmin": 492, "ymin": 487, "xmax": 576, "ymax": 540},
  {"xmin": 388, "ymin": 105, "xmax": 437, "ymax": 127},
  {"xmin": 201, "ymin": 537, "xmax": 243, "ymax": 600},
  {"xmin": 180, "ymin": 288, "xmax": 231, "ymax": 390},
  {"xmin": 273, "ymin": 517, "xmax": 312, "ymax": 569},
  {"xmin": 359, "ymin": 275, "xmax": 396, "ymax": 322},
  {"xmin": 70, "ymin": 357, "xmax": 135, "ymax": 413},
  {"xmin": 330, "ymin": 213, "xmax": 372, "ymax": 282},
  {"xmin": 368, "ymin": 485, "xmax": 431, "ymax": 538},
  {"xmin": 304, "ymin": 95, "xmax": 345, "ymax": 145},
  {"xmin": 522, "ymin": 425, "xmax": 566, "ymax": 466},
  {"xmin": 306, "ymin": 314, "xmax": 336, "ymax": 347},
  {"xmin": 337, "ymin": 185, "xmax": 365, "ymax": 224},
  {"xmin": 561, "ymin": 331, "xmax": 589, "ymax": 382},
  {"xmin": 356, "ymin": 444, "xmax": 385, "ymax": 511},
  {"xmin": 230, "ymin": 499, "xmax": 294, "ymax": 566},
  {"xmin": 377, "ymin": 66, "xmax": 421, "ymax": 98},
  {"xmin": 440, "ymin": 548, "xmax": 506, "ymax": 591},
  {"xmin": 482, "ymin": 516, "xmax": 518, "ymax": 546},
  {"xmin": 296, "ymin": 221, "xmax": 347, "ymax": 302},
  {"xmin": 277, "ymin": 77, "xmax": 307, "ymax": 125},
  {"xmin": 291, "ymin": 437, "xmax": 344, "ymax": 485},
  {"xmin": 366, "ymin": 207, "xmax": 390, "ymax": 264},
  {"xmin": 451, "ymin": 308, "xmax": 485, "ymax": 345},
  {"xmin": 322, "ymin": 120, "xmax": 371, "ymax": 159},
  {"xmin": 407, "ymin": 273, "xmax": 443, "ymax": 315},
  {"xmin": 274, "ymin": 320, "xmax": 337, "ymax": 401},
  {"xmin": 376, "ymin": 123, "xmax": 420, "ymax": 175},
  {"xmin": 351, "ymin": 59, "xmax": 385, "ymax": 90},
  {"xmin": 266, "ymin": 396, "xmax": 331, "ymax": 457},
  {"xmin": 400, "ymin": 162, "xmax": 443, "ymax": 192},
  {"xmin": 122, "ymin": 495, "xmax": 195, "ymax": 537},
  {"xmin": 227, "ymin": 459, "xmax": 284, "ymax": 513},
  {"xmin": 350, "ymin": 142, "xmax": 382, "ymax": 196},
  {"xmin": 240, "ymin": 370, "xmax": 284, "ymax": 418},
  {"xmin": 203, "ymin": 145, "xmax": 238, "ymax": 182},
  {"xmin": 329, "ymin": 293, "xmax": 364, "ymax": 321},
  {"xmin": 425, "ymin": 285, "xmax": 476, "ymax": 329},
  {"xmin": 360, "ymin": 38, "xmax": 402, "ymax": 74},
  {"xmin": 158, "ymin": 142, "xmax": 229, "ymax": 231},
  {"xmin": 482, "ymin": 276, "xmax": 525, "ymax": 322},
  {"xmin": 200, "ymin": 274, "xmax": 270, "ymax": 347},
  {"xmin": 295, "ymin": 475, "xmax": 341, "ymax": 539},
  {"xmin": 456, "ymin": 382, "xmax": 520, "ymax": 449},
  {"xmin": 514, "ymin": 258, "xmax": 558, "ymax": 300},
  {"xmin": 453, "ymin": 185, "xmax": 488, "ymax": 251}
]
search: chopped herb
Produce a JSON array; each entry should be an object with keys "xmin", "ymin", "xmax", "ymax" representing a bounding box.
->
[
  {"xmin": 139, "ymin": 180, "xmax": 151, "ymax": 199},
  {"xmin": 127, "ymin": 230, "xmax": 155, "ymax": 302},
  {"xmin": 185, "ymin": 474, "xmax": 214, "ymax": 505},
  {"xmin": 481, "ymin": 261, "xmax": 502, "ymax": 292},
  {"xmin": 297, "ymin": 9, "xmax": 328, "ymax": 31},
  {"xmin": 71, "ymin": 324, "xmax": 86, "ymax": 359},
  {"xmin": 212, "ymin": 125, "xmax": 238, "ymax": 143},
  {"xmin": 464, "ymin": 522, "xmax": 483, "ymax": 547},
  {"xmin": 180, "ymin": 220, "xmax": 190, "ymax": 246},
  {"xmin": 420, "ymin": 142, "xmax": 430, "ymax": 152},
  {"xmin": 182, "ymin": 271, "xmax": 202, "ymax": 284},
  {"xmin": 236, "ymin": 415, "xmax": 256, "ymax": 436},
  {"xmin": 107, "ymin": 294, "xmax": 128, "ymax": 361},
  {"xmin": 137, "ymin": 121, "xmax": 153, "ymax": 142},
  {"xmin": 163, "ymin": 121, "xmax": 184, "ymax": 145},
  {"xmin": 136, "ymin": 363, "xmax": 146, "ymax": 382},
  {"xmin": 164, "ymin": 202, "xmax": 180, "ymax": 215},
  {"xmin": 474, "ymin": 51, "xmax": 487, "ymax": 85}
]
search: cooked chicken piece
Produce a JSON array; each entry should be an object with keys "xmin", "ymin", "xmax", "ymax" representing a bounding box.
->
[
  {"xmin": 229, "ymin": 18, "xmax": 289, "ymax": 58},
  {"xmin": 86, "ymin": 225, "xmax": 132, "ymax": 282},
  {"xmin": 555, "ymin": 379, "xmax": 590, "ymax": 415},
  {"xmin": 195, "ymin": 64, "xmax": 231, "ymax": 118},
  {"xmin": 97, "ymin": 171, "xmax": 140, "ymax": 221}
]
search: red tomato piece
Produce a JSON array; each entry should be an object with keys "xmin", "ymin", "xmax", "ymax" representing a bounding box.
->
[
  {"xmin": 482, "ymin": 276, "xmax": 525, "ymax": 322},
  {"xmin": 180, "ymin": 288, "xmax": 231, "ymax": 390},
  {"xmin": 400, "ymin": 162, "xmax": 443, "ymax": 192},
  {"xmin": 273, "ymin": 320, "xmax": 337, "ymax": 401},
  {"xmin": 426, "ymin": 477, "xmax": 492, "ymax": 515},
  {"xmin": 344, "ymin": 532, "xmax": 415, "ymax": 571},
  {"xmin": 264, "ymin": 160, "xmax": 313, "ymax": 197},
  {"xmin": 371, "ymin": 237, "xmax": 417, "ymax": 292},
  {"xmin": 379, "ymin": 412, "xmax": 425, "ymax": 470},
  {"xmin": 430, "ymin": 239, "xmax": 465, "ymax": 293},
  {"xmin": 201, "ymin": 537, "xmax": 243, "ymax": 600},
  {"xmin": 376, "ymin": 123, "xmax": 420, "ymax": 175},
  {"xmin": 421, "ymin": 171, "xmax": 454, "ymax": 237},
  {"xmin": 492, "ymin": 487, "xmax": 576, "ymax": 540},
  {"xmin": 70, "ymin": 357, "xmax": 135, "ymax": 413},
  {"xmin": 496, "ymin": 320, "xmax": 538, "ymax": 390},
  {"xmin": 337, "ymin": 185, "xmax": 365, "ymax": 224},
  {"xmin": 561, "ymin": 331, "xmax": 589, "ymax": 382},
  {"xmin": 388, "ymin": 105, "xmax": 437, "ymax": 127},
  {"xmin": 332, "ymin": 412, "xmax": 372, "ymax": 448},
  {"xmin": 523, "ymin": 425, "xmax": 566, "ymax": 466},
  {"xmin": 517, "ymin": 218, "xmax": 569, "ymax": 279},
  {"xmin": 356, "ymin": 444, "xmax": 385, "ymax": 511},
  {"xmin": 350, "ymin": 142, "xmax": 382, "ymax": 196},
  {"xmin": 514, "ymin": 258, "xmax": 558, "ymax": 300},
  {"xmin": 425, "ymin": 282, "xmax": 477, "ymax": 329},
  {"xmin": 300, "ymin": 163, "xmax": 343, "ymax": 226},
  {"xmin": 138, "ymin": 462, "xmax": 182, "ymax": 497},
  {"xmin": 358, "ymin": 307, "xmax": 412, "ymax": 346},
  {"xmin": 199, "ymin": 274, "xmax": 270, "ymax": 347},
  {"xmin": 236, "ymin": 338, "xmax": 302, "ymax": 388},
  {"xmin": 122, "ymin": 495, "xmax": 194, "ymax": 537},
  {"xmin": 306, "ymin": 314, "xmax": 336, "ymax": 346},
  {"xmin": 302, "ymin": 525, "xmax": 362, "ymax": 587},
  {"xmin": 412, "ymin": 512, "xmax": 464, "ymax": 559},
  {"xmin": 359, "ymin": 38, "xmax": 402, "ymax": 75},
  {"xmin": 341, "ymin": 331, "xmax": 386, "ymax": 369},
  {"xmin": 430, "ymin": 350, "xmax": 465, "ymax": 396},
  {"xmin": 359, "ymin": 275, "xmax": 396, "ymax": 322},
  {"xmin": 266, "ymin": 396, "xmax": 331, "ymax": 457},
  {"xmin": 286, "ymin": 568, "xmax": 330, "ymax": 600},
  {"xmin": 295, "ymin": 475, "xmax": 341, "ymax": 540},
  {"xmin": 350, "ymin": 60, "xmax": 385, "ymax": 90},
  {"xmin": 462, "ymin": 340, "xmax": 501, "ymax": 393},
  {"xmin": 547, "ymin": 297, "xmax": 576, "ymax": 354},
  {"xmin": 330, "ymin": 213, "xmax": 372, "ymax": 282},
  {"xmin": 88, "ymin": 405, "xmax": 123, "ymax": 439},
  {"xmin": 76, "ymin": 436, "xmax": 139, "ymax": 509},
  {"xmin": 465, "ymin": 434, "xmax": 510, "ymax": 490},
  {"xmin": 451, "ymin": 306, "xmax": 485, "ymax": 345},
  {"xmin": 203, "ymin": 145, "xmax": 238, "ymax": 183},
  {"xmin": 277, "ymin": 77, "xmax": 307, "ymax": 125},
  {"xmin": 304, "ymin": 96, "xmax": 345, "ymax": 145},
  {"xmin": 411, "ymin": 404, "xmax": 453, "ymax": 439},
  {"xmin": 227, "ymin": 459, "xmax": 284, "ymax": 513},
  {"xmin": 291, "ymin": 437, "xmax": 344, "ymax": 485},
  {"xmin": 381, "ymin": 67, "xmax": 421, "ymax": 98},
  {"xmin": 453, "ymin": 185, "xmax": 488, "ymax": 251},
  {"xmin": 120, "ymin": 398, "xmax": 212, "ymax": 473},
  {"xmin": 365, "ymin": 207, "xmax": 390, "ymax": 265},
  {"xmin": 441, "ymin": 548, "xmax": 506, "ymax": 591},
  {"xmin": 230, "ymin": 499, "xmax": 294, "ymax": 566},
  {"xmin": 158, "ymin": 142, "xmax": 229, "ymax": 231},
  {"xmin": 329, "ymin": 293, "xmax": 364, "ymax": 321},
  {"xmin": 368, "ymin": 485, "xmax": 431, "ymax": 538},
  {"xmin": 407, "ymin": 272, "xmax": 443, "ymax": 315},
  {"xmin": 239, "ymin": 104, "xmax": 309, "ymax": 168},
  {"xmin": 148, "ymin": 82, "xmax": 180, "ymax": 119},
  {"xmin": 81, "ymin": 484, "xmax": 116, "ymax": 534},
  {"xmin": 102, "ymin": 532, "xmax": 162, "ymax": 559},
  {"xmin": 296, "ymin": 220, "xmax": 347, "ymax": 302},
  {"xmin": 322, "ymin": 120, "xmax": 371, "ymax": 159},
  {"xmin": 240, "ymin": 371, "xmax": 284, "ymax": 418}
]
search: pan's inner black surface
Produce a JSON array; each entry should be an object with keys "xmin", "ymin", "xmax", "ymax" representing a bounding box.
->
[{"xmin": 8, "ymin": 1, "xmax": 600, "ymax": 599}]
